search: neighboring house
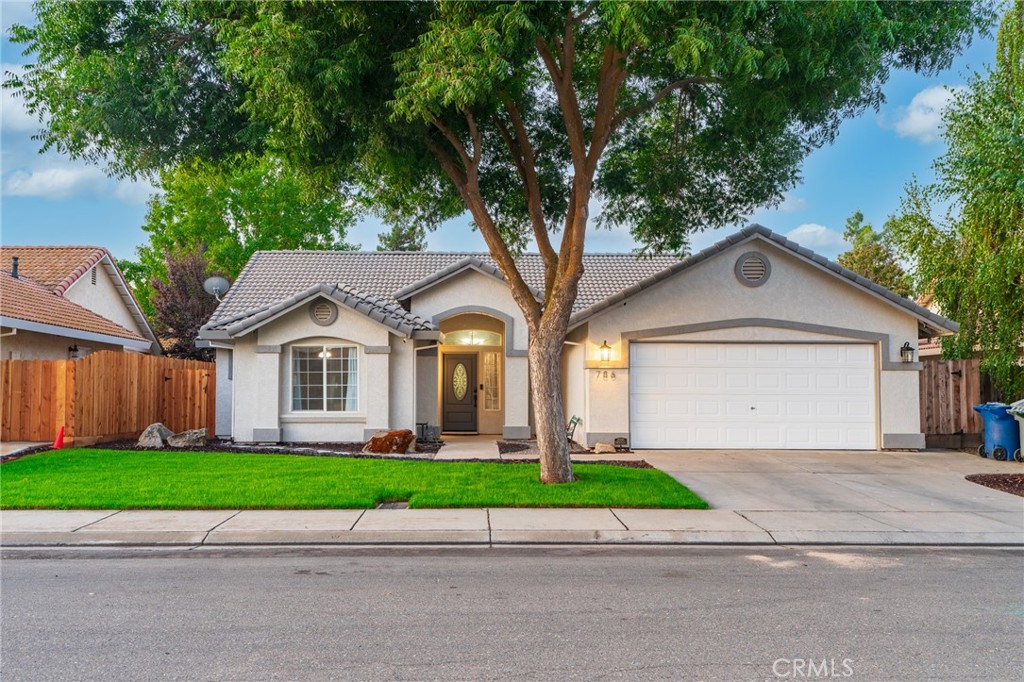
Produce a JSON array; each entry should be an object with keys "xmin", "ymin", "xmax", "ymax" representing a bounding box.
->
[
  {"xmin": 198, "ymin": 225, "xmax": 958, "ymax": 450},
  {"xmin": 0, "ymin": 246, "xmax": 160, "ymax": 359}
]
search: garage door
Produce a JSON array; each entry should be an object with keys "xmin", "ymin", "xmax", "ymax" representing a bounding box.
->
[{"xmin": 629, "ymin": 343, "xmax": 876, "ymax": 450}]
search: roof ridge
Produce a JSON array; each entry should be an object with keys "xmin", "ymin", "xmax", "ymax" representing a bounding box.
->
[{"xmin": 52, "ymin": 247, "xmax": 111, "ymax": 295}]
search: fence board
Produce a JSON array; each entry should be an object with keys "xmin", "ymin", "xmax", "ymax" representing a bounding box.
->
[
  {"xmin": 919, "ymin": 357, "xmax": 991, "ymax": 447},
  {"xmin": 0, "ymin": 351, "xmax": 215, "ymax": 445}
]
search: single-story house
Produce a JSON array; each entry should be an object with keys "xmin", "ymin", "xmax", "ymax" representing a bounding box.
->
[
  {"xmin": 198, "ymin": 224, "xmax": 958, "ymax": 450},
  {"xmin": 0, "ymin": 246, "xmax": 160, "ymax": 359}
]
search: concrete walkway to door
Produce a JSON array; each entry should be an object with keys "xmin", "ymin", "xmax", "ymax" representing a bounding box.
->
[
  {"xmin": 434, "ymin": 435, "xmax": 501, "ymax": 460},
  {"xmin": 639, "ymin": 448, "xmax": 1023, "ymax": 543}
]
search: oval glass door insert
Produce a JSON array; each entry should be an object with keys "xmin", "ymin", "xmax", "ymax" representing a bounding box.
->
[{"xmin": 452, "ymin": 363, "xmax": 468, "ymax": 400}]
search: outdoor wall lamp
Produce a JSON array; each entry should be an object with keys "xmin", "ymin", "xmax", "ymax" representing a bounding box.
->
[
  {"xmin": 599, "ymin": 340, "xmax": 611, "ymax": 362},
  {"xmin": 900, "ymin": 342, "xmax": 915, "ymax": 363}
]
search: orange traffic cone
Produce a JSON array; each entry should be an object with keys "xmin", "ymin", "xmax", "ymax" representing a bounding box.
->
[{"xmin": 53, "ymin": 426, "xmax": 65, "ymax": 449}]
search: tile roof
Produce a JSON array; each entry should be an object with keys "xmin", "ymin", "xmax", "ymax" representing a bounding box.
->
[
  {"xmin": 208, "ymin": 284, "xmax": 434, "ymax": 337},
  {"xmin": 201, "ymin": 225, "xmax": 959, "ymax": 339},
  {"xmin": 391, "ymin": 256, "xmax": 544, "ymax": 301},
  {"xmin": 0, "ymin": 271, "xmax": 147, "ymax": 342},
  {"xmin": 0, "ymin": 245, "xmax": 108, "ymax": 295},
  {"xmin": 204, "ymin": 251, "xmax": 681, "ymax": 330}
]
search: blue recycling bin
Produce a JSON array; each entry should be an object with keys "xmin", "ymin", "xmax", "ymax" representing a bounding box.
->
[{"xmin": 972, "ymin": 403, "xmax": 1021, "ymax": 461}]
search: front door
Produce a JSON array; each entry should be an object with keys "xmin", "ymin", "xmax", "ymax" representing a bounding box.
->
[{"xmin": 443, "ymin": 353, "xmax": 477, "ymax": 432}]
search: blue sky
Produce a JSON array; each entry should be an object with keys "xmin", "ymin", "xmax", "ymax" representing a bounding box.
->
[{"xmin": 0, "ymin": 1, "xmax": 996, "ymax": 262}]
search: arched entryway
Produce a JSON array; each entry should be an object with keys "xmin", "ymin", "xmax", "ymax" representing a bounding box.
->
[{"xmin": 438, "ymin": 313, "xmax": 505, "ymax": 434}]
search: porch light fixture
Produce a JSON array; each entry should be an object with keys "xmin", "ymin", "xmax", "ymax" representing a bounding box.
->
[
  {"xmin": 900, "ymin": 342, "xmax": 915, "ymax": 363},
  {"xmin": 599, "ymin": 340, "xmax": 611, "ymax": 362}
]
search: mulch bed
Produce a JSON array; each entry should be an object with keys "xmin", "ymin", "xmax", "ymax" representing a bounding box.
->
[
  {"xmin": 498, "ymin": 439, "xmax": 621, "ymax": 455},
  {"xmin": 23, "ymin": 439, "xmax": 647, "ymax": 468},
  {"xmin": 86, "ymin": 439, "xmax": 443, "ymax": 459},
  {"xmin": 497, "ymin": 440, "xmax": 531, "ymax": 454},
  {"xmin": 965, "ymin": 473, "xmax": 1024, "ymax": 497}
]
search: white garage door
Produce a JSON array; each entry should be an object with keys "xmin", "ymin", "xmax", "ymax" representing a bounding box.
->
[{"xmin": 629, "ymin": 343, "xmax": 877, "ymax": 450}]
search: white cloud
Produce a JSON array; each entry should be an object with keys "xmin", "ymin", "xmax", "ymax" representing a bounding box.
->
[
  {"xmin": 784, "ymin": 223, "xmax": 847, "ymax": 251},
  {"xmin": 777, "ymin": 195, "xmax": 808, "ymax": 213},
  {"xmin": 1, "ymin": 64, "xmax": 39, "ymax": 133},
  {"xmin": 3, "ymin": 166, "xmax": 107, "ymax": 199},
  {"xmin": 3, "ymin": 163, "xmax": 154, "ymax": 204},
  {"xmin": 891, "ymin": 85, "xmax": 962, "ymax": 144}
]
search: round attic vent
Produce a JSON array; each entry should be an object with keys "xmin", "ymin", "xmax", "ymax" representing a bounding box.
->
[
  {"xmin": 310, "ymin": 301, "xmax": 338, "ymax": 326},
  {"xmin": 735, "ymin": 252, "xmax": 771, "ymax": 287}
]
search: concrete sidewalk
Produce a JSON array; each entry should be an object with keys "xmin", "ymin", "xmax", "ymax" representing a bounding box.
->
[{"xmin": 3, "ymin": 505, "xmax": 1021, "ymax": 547}]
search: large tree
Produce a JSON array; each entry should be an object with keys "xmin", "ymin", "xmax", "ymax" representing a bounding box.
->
[
  {"xmin": 887, "ymin": 2, "xmax": 1024, "ymax": 398},
  {"xmin": 9, "ymin": 1, "xmax": 991, "ymax": 482},
  {"xmin": 838, "ymin": 210, "xmax": 913, "ymax": 298},
  {"xmin": 131, "ymin": 153, "xmax": 356, "ymax": 317},
  {"xmin": 377, "ymin": 224, "xmax": 427, "ymax": 252}
]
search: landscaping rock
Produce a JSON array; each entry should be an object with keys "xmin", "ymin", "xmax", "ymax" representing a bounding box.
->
[
  {"xmin": 137, "ymin": 423, "xmax": 173, "ymax": 448},
  {"xmin": 363, "ymin": 429, "xmax": 417, "ymax": 454},
  {"xmin": 593, "ymin": 442, "xmax": 616, "ymax": 454},
  {"xmin": 167, "ymin": 428, "xmax": 208, "ymax": 448}
]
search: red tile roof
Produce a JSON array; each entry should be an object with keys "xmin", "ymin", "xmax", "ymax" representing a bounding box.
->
[
  {"xmin": 0, "ymin": 245, "xmax": 110, "ymax": 295},
  {"xmin": 0, "ymin": 271, "xmax": 146, "ymax": 342}
]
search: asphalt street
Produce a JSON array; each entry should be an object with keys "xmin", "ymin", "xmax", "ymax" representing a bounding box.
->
[{"xmin": 1, "ymin": 546, "xmax": 1021, "ymax": 681}]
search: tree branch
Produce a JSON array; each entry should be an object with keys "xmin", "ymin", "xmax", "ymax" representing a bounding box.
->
[
  {"xmin": 462, "ymin": 108, "xmax": 482, "ymax": 167},
  {"xmin": 430, "ymin": 115, "xmax": 471, "ymax": 171},
  {"xmin": 587, "ymin": 43, "xmax": 629, "ymax": 174},
  {"xmin": 424, "ymin": 137, "xmax": 467, "ymax": 188},
  {"xmin": 425, "ymin": 133, "xmax": 542, "ymax": 324},
  {"xmin": 610, "ymin": 77, "xmax": 708, "ymax": 130},
  {"xmin": 498, "ymin": 96, "xmax": 558, "ymax": 296},
  {"xmin": 536, "ymin": 21, "xmax": 587, "ymax": 177},
  {"xmin": 571, "ymin": 4, "xmax": 597, "ymax": 25}
]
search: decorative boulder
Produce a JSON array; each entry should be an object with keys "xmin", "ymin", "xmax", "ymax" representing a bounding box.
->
[
  {"xmin": 593, "ymin": 442, "xmax": 616, "ymax": 454},
  {"xmin": 167, "ymin": 428, "xmax": 207, "ymax": 448},
  {"xmin": 363, "ymin": 429, "xmax": 417, "ymax": 454},
  {"xmin": 137, "ymin": 423, "xmax": 174, "ymax": 448}
]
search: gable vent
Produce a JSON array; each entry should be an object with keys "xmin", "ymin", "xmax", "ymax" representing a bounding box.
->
[
  {"xmin": 309, "ymin": 301, "xmax": 338, "ymax": 326},
  {"xmin": 735, "ymin": 252, "xmax": 771, "ymax": 287},
  {"xmin": 741, "ymin": 255, "xmax": 766, "ymax": 280}
]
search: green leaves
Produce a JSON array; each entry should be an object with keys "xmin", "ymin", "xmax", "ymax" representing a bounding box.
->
[
  {"xmin": 887, "ymin": 2, "xmax": 1024, "ymax": 398},
  {"xmin": 128, "ymin": 153, "xmax": 357, "ymax": 315}
]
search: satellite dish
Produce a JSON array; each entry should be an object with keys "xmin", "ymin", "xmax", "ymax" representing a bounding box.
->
[{"xmin": 203, "ymin": 276, "xmax": 231, "ymax": 301}]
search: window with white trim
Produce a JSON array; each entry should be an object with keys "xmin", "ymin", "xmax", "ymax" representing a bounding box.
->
[
  {"xmin": 291, "ymin": 345, "xmax": 358, "ymax": 412},
  {"xmin": 483, "ymin": 351, "xmax": 500, "ymax": 411}
]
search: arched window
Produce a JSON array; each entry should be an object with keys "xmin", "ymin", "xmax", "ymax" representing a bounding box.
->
[{"xmin": 444, "ymin": 330, "xmax": 502, "ymax": 346}]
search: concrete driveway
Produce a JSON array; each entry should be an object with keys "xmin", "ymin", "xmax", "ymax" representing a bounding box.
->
[{"xmin": 636, "ymin": 449, "xmax": 1023, "ymax": 542}]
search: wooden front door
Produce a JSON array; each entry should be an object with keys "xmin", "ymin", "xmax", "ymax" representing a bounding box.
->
[{"xmin": 443, "ymin": 353, "xmax": 477, "ymax": 432}]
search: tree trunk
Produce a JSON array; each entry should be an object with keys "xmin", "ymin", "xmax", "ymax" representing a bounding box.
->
[{"xmin": 529, "ymin": 322, "xmax": 574, "ymax": 484}]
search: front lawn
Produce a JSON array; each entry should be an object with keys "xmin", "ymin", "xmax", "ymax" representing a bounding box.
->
[{"xmin": 0, "ymin": 449, "xmax": 708, "ymax": 510}]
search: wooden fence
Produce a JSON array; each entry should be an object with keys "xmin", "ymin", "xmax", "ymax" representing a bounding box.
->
[
  {"xmin": 919, "ymin": 357, "xmax": 996, "ymax": 448},
  {"xmin": 1, "ymin": 351, "xmax": 215, "ymax": 446}
]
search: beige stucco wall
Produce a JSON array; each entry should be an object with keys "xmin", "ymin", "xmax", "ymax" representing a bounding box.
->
[
  {"xmin": 415, "ymin": 347, "xmax": 439, "ymax": 424},
  {"xmin": 410, "ymin": 269, "xmax": 532, "ymax": 438},
  {"xmin": 64, "ymin": 263, "xmax": 146, "ymax": 337},
  {"xmin": 214, "ymin": 347, "xmax": 233, "ymax": 437},
  {"xmin": 581, "ymin": 238, "xmax": 924, "ymax": 448},
  {"xmin": 0, "ymin": 328, "xmax": 127, "ymax": 360},
  {"xmin": 228, "ymin": 297, "xmax": 405, "ymax": 442},
  {"xmin": 561, "ymin": 326, "xmax": 588, "ymax": 441}
]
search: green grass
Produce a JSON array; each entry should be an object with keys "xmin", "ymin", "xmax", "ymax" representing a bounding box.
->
[{"xmin": 0, "ymin": 448, "xmax": 708, "ymax": 510}]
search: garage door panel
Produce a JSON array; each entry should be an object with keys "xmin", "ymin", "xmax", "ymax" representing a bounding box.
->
[{"xmin": 629, "ymin": 342, "xmax": 877, "ymax": 450}]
